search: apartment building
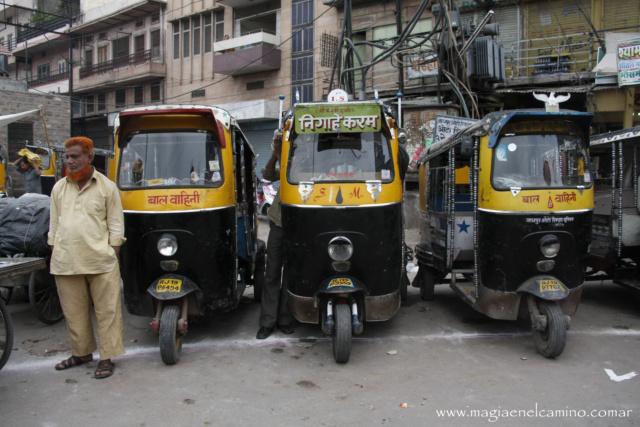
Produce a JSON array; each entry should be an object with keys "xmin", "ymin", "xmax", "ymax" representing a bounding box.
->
[
  {"xmin": 69, "ymin": 0, "xmax": 166, "ymax": 150},
  {"xmin": 165, "ymin": 0, "xmax": 337, "ymax": 169}
]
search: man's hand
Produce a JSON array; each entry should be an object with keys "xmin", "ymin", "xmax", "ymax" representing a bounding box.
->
[{"xmin": 112, "ymin": 246, "xmax": 121, "ymax": 258}]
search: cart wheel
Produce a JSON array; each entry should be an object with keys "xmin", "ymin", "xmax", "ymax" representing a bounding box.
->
[
  {"xmin": 0, "ymin": 287, "xmax": 13, "ymax": 305},
  {"xmin": 332, "ymin": 303, "xmax": 352, "ymax": 364},
  {"xmin": 253, "ymin": 240, "xmax": 266, "ymax": 302},
  {"xmin": 0, "ymin": 298, "xmax": 14, "ymax": 370},
  {"xmin": 419, "ymin": 267, "xmax": 436, "ymax": 301},
  {"xmin": 29, "ymin": 271, "xmax": 63, "ymax": 325},
  {"xmin": 159, "ymin": 304, "xmax": 182, "ymax": 365},
  {"xmin": 532, "ymin": 300, "xmax": 567, "ymax": 359}
]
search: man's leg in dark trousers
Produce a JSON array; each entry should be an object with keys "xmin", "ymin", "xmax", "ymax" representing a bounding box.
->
[{"xmin": 259, "ymin": 222, "xmax": 293, "ymax": 328}]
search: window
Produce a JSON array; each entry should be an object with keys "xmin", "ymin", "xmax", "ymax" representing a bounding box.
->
[
  {"xmin": 98, "ymin": 45, "xmax": 108, "ymax": 63},
  {"xmin": 287, "ymin": 132, "xmax": 393, "ymax": 183},
  {"xmin": 58, "ymin": 60, "xmax": 66, "ymax": 74},
  {"xmin": 37, "ymin": 63, "xmax": 50, "ymax": 79},
  {"xmin": 151, "ymin": 12, "xmax": 160, "ymax": 24},
  {"xmin": 214, "ymin": 10, "xmax": 224, "ymax": 42},
  {"xmin": 85, "ymin": 35, "xmax": 93, "ymax": 43},
  {"xmin": 134, "ymin": 86, "xmax": 143, "ymax": 104},
  {"xmin": 192, "ymin": 16, "xmax": 201, "ymax": 55},
  {"xmin": 98, "ymin": 32, "xmax": 107, "ymax": 40},
  {"xmin": 246, "ymin": 80, "xmax": 264, "ymax": 90},
  {"xmin": 182, "ymin": 19, "xmax": 190, "ymax": 57},
  {"xmin": 84, "ymin": 49, "xmax": 93, "ymax": 67},
  {"xmin": 112, "ymin": 36, "xmax": 130, "ymax": 60},
  {"xmin": 204, "ymin": 14, "xmax": 212, "ymax": 53},
  {"xmin": 292, "ymin": 83, "xmax": 313, "ymax": 103},
  {"xmin": 150, "ymin": 82, "xmax": 161, "ymax": 102},
  {"xmin": 7, "ymin": 34, "xmax": 13, "ymax": 51},
  {"xmin": 173, "ymin": 22, "xmax": 180, "ymax": 59},
  {"xmin": 97, "ymin": 93, "xmax": 106, "ymax": 111},
  {"xmin": 292, "ymin": 0, "xmax": 313, "ymax": 27},
  {"xmin": 86, "ymin": 95, "xmax": 95, "ymax": 114},
  {"xmin": 115, "ymin": 89, "xmax": 126, "ymax": 108},
  {"xmin": 292, "ymin": 56, "xmax": 313, "ymax": 81},
  {"xmin": 135, "ymin": 19, "xmax": 144, "ymax": 27},
  {"xmin": 118, "ymin": 130, "xmax": 223, "ymax": 189},
  {"xmin": 134, "ymin": 34, "xmax": 145, "ymax": 54},
  {"xmin": 151, "ymin": 30, "xmax": 160, "ymax": 58},
  {"xmin": 191, "ymin": 88, "xmax": 205, "ymax": 98}
]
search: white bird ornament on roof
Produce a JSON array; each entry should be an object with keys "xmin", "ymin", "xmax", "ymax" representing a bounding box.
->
[{"xmin": 533, "ymin": 92, "xmax": 571, "ymax": 112}]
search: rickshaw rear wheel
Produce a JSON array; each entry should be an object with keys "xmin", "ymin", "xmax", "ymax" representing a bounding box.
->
[
  {"xmin": 0, "ymin": 298, "xmax": 14, "ymax": 370},
  {"xmin": 332, "ymin": 303, "xmax": 352, "ymax": 364},
  {"xmin": 29, "ymin": 270, "xmax": 63, "ymax": 325},
  {"xmin": 253, "ymin": 240, "xmax": 266, "ymax": 302},
  {"xmin": 159, "ymin": 305, "xmax": 183, "ymax": 365},
  {"xmin": 419, "ymin": 267, "xmax": 436, "ymax": 301},
  {"xmin": 532, "ymin": 300, "xmax": 567, "ymax": 359}
]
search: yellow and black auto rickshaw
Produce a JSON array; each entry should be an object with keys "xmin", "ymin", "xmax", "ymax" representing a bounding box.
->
[
  {"xmin": 280, "ymin": 100, "xmax": 405, "ymax": 363},
  {"xmin": 0, "ymin": 146, "xmax": 9, "ymax": 197},
  {"xmin": 415, "ymin": 110, "xmax": 593, "ymax": 358},
  {"xmin": 588, "ymin": 125, "xmax": 640, "ymax": 291},
  {"xmin": 110, "ymin": 105, "xmax": 265, "ymax": 365}
]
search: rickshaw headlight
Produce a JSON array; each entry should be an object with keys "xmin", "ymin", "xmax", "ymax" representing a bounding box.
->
[
  {"xmin": 539, "ymin": 235, "xmax": 560, "ymax": 258},
  {"xmin": 328, "ymin": 236, "xmax": 353, "ymax": 262},
  {"xmin": 157, "ymin": 234, "xmax": 178, "ymax": 257}
]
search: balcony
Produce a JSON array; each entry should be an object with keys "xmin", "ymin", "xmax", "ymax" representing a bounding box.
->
[
  {"xmin": 75, "ymin": 49, "xmax": 165, "ymax": 92},
  {"xmin": 213, "ymin": 32, "xmax": 281, "ymax": 76},
  {"xmin": 27, "ymin": 70, "xmax": 69, "ymax": 87}
]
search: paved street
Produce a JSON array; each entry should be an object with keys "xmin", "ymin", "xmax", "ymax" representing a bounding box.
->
[{"xmin": 1, "ymin": 237, "xmax": 639, "ymax": 426}]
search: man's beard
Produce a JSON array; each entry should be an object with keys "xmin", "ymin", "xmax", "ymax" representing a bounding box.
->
[{"xmin": 67, "ymin": 165, "xmax": 93, "ymax": 182}]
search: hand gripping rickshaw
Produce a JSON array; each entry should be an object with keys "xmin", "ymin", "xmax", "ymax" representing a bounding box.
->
[
  {"xmin": 588, "ymin": 126, "xmax": 640, "ymax": 292},
  {"xmin": 110, "ymin": 105, "xmax": 265, "ymax": 365},
  {"xmin": 280, "ymin": 100, "xmax": 406, "ymax": 363},
  {"xmin": 414, "ymin": 110, "xmax": 593, "ymax": 358}
]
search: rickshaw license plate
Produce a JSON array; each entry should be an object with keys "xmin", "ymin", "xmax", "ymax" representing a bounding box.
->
[
  {"xmin": 539, "ymin": 279, "xmax": 561, "ymax": 293},
  {"xmin": 156, "ymin": 278, "xmax": 183, "ymax": 293},
  {"xmin": 328, "ymin": 277, "xmax": 354, "ymax": 288}
]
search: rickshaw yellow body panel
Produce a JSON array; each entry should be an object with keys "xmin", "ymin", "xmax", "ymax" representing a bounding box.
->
[{"xmin": 112, "ymin": 113, "xmax": 235, "ymax": 212}]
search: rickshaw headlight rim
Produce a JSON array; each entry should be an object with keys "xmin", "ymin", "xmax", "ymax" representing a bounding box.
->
[
  {"xmin": 328, "ymin": 236, "xmax": 353, "ymax": 262},
  {"xmin": 539, "ymin": 235, "xmax": 560, "ymax": 258},
  {"xmin": 158, "ymin": 234, "xmax": 178, "ymax": 257}
]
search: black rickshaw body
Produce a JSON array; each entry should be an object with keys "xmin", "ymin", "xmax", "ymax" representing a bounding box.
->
[
  {"xmin": 588, "ymin": 126, "xmax": 640, "ymax": 290},
  {"xmin": 111, "ymin": 105, "xmax": 259, "ymax": 319},
  {"xmin": 416, "ymin": 110, "xmax": 594, "ymax": 320},
  {"xmin": 280, "ymin": 101, "xmax": 404, "ymax": 328}
]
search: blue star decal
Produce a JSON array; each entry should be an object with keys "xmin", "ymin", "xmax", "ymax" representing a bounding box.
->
[{"xmin": 457, "ymin": 220, "xmax": 470, "ymax": 233}]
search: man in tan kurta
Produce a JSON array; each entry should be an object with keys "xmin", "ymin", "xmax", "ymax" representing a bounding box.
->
[{"xmin": 48, "ymin": 136, "xmax": 125, "ymax": 379}]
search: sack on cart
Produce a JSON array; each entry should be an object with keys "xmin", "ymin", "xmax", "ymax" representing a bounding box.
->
[{"xmin": 0, "ymin": 194, "xmax": 51, "ymax": 257}]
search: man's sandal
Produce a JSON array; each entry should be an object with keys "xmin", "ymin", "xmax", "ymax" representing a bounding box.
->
[
  {"xmin": 94, "ymin": 360, "xmax": 115, "ymax": 379},
  {"xmin": 54, "ymin": 354, "xmax": 93, "ymax": 371}
]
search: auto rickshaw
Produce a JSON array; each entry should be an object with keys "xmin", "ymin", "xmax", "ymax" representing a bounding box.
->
[
  {"xmin": 109, "ymin": 105, "xmax": 265, "ymax": 365},
  {"xmin": 414, "ymin": 110, "xmax": 593, "ymax": 358},
  {"xmin": 0, "ymin": 146, "xmax": 9, "ymax": 197},
  {"xmin": 588, "ymin": 125, "xmax": 640, "ymax": 290},
  {"xmin": 281, "ymin": 99, "xmax": 405, "ymax": 363}
]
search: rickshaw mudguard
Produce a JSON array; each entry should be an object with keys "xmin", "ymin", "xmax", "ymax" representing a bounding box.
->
[
  {"xmin": 516, "ymin": 275, "xmax": 570, "ymax": 301},
  {"xmin": 147, "ymin": 274, "xmax": 199, "ymax": 301}
]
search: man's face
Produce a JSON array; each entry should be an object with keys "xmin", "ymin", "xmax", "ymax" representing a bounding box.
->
[
  {"xmin": 64, "ymin": 145, "xmax": 93, "ymax": 173},
  {"xmin": 18, "ymin": 159, "xmax": 29, "ymax": 171}
]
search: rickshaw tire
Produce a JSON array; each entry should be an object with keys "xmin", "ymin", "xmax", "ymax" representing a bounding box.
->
[
  {"xmin": 400, "ymin": 275, "xmax": 409, "ymax": 306},
  {"xmin": 253, "ymin": 241, "xmax": 266, "ymax": 302},
  {"xmin": 419, "ymin": 267, "xmax": 436, "ymax": 301},
  {"xmin": 159, "ymin": 305, "xmax": 182, "ymax": 365},
  {"xmin": 333, "ymin": 304, "xmax": 352, "ymax": 364},
  {"xmin": 29, "ymin": 271, "xmax": 64, "ymax": 325},
  {"xmin": 0, "ymin": 298, "xmax": 14, "ymax": 370},
  {"xmin": 532, "ymin": 300, "xmax": 567, "ymax": 359}
]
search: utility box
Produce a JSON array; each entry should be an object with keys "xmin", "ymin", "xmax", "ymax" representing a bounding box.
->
[{"xmin": 470, "ymin": 36, "xmax": 505, "ymax": 82}]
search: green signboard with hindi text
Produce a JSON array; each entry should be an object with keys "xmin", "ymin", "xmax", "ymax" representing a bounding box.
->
[{"xmin": 294, "ymin": 103, "xmax": 382, "ymax": 134}]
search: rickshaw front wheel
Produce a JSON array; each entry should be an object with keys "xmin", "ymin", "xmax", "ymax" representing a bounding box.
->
[
  {"xmin": 532, "ymin": 300, "xmax": 567, "ymax": 359},
  {"xmin": 159, "ymin": 305, "xmax": 183, "ymax": 365},
  {"xmin": 332, "ymin": 303, "xmax": 352, "ymax": 364}
]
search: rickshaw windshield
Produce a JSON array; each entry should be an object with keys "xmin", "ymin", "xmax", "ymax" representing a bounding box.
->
[
  {"xmin": 492, "ymin": 133, "xmax": 590, "ymax": 190},
  {"xmin": 287, "ymin": 131, "xmax": 394, "ymax": 183},
  {"xmin": 118, "ymin": 130, "xmax": 223, "ymax": 189}
]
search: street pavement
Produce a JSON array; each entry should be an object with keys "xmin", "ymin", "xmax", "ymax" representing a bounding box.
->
[{"xmin": 0, "ymin": 225, "xmax": 639, "ymax": 426}]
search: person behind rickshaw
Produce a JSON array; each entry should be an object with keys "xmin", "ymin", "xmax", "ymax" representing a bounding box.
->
[
  {"xmin": 256, "ymin": 130, "xmax": 295, "ymax": 339},
  {"xmin": 13, "ymin": 151, "xmax": 42, "ymax": 194}
]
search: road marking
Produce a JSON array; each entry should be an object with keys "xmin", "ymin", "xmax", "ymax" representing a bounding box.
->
[{"xmin": 4, "ymin": 328, "xmax": 640, "ymax": 373}]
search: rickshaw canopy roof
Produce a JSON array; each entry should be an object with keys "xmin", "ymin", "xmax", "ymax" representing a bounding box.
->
[
  {"xmin": 115, "ymin": 104, "xmax": 235, "ymax": 131},
  {"xmin": 590, "ymin": 125, "xmax": 640, "ymax": 147}
]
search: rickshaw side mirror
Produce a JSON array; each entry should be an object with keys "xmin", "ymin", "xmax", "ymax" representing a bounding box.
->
[
  {"xmin": 460, "ymin": 135, "xmax": 474, "ymax": 158},
  {"xmin": 397, "ymin": 128, "xmax": 408, "ymax": 145}
]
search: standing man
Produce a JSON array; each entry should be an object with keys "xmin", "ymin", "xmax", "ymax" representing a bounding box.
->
[
  {"xmin": 13, "ymin": 153, "xmax": 42, "ymax": 194},
  {"xmin": 256, "ymin": 130, "xmax": 295, "ymax": 339},
  {"xmin": 48, "ymin": 136, "xmax": 125, "ymax": 379}
]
